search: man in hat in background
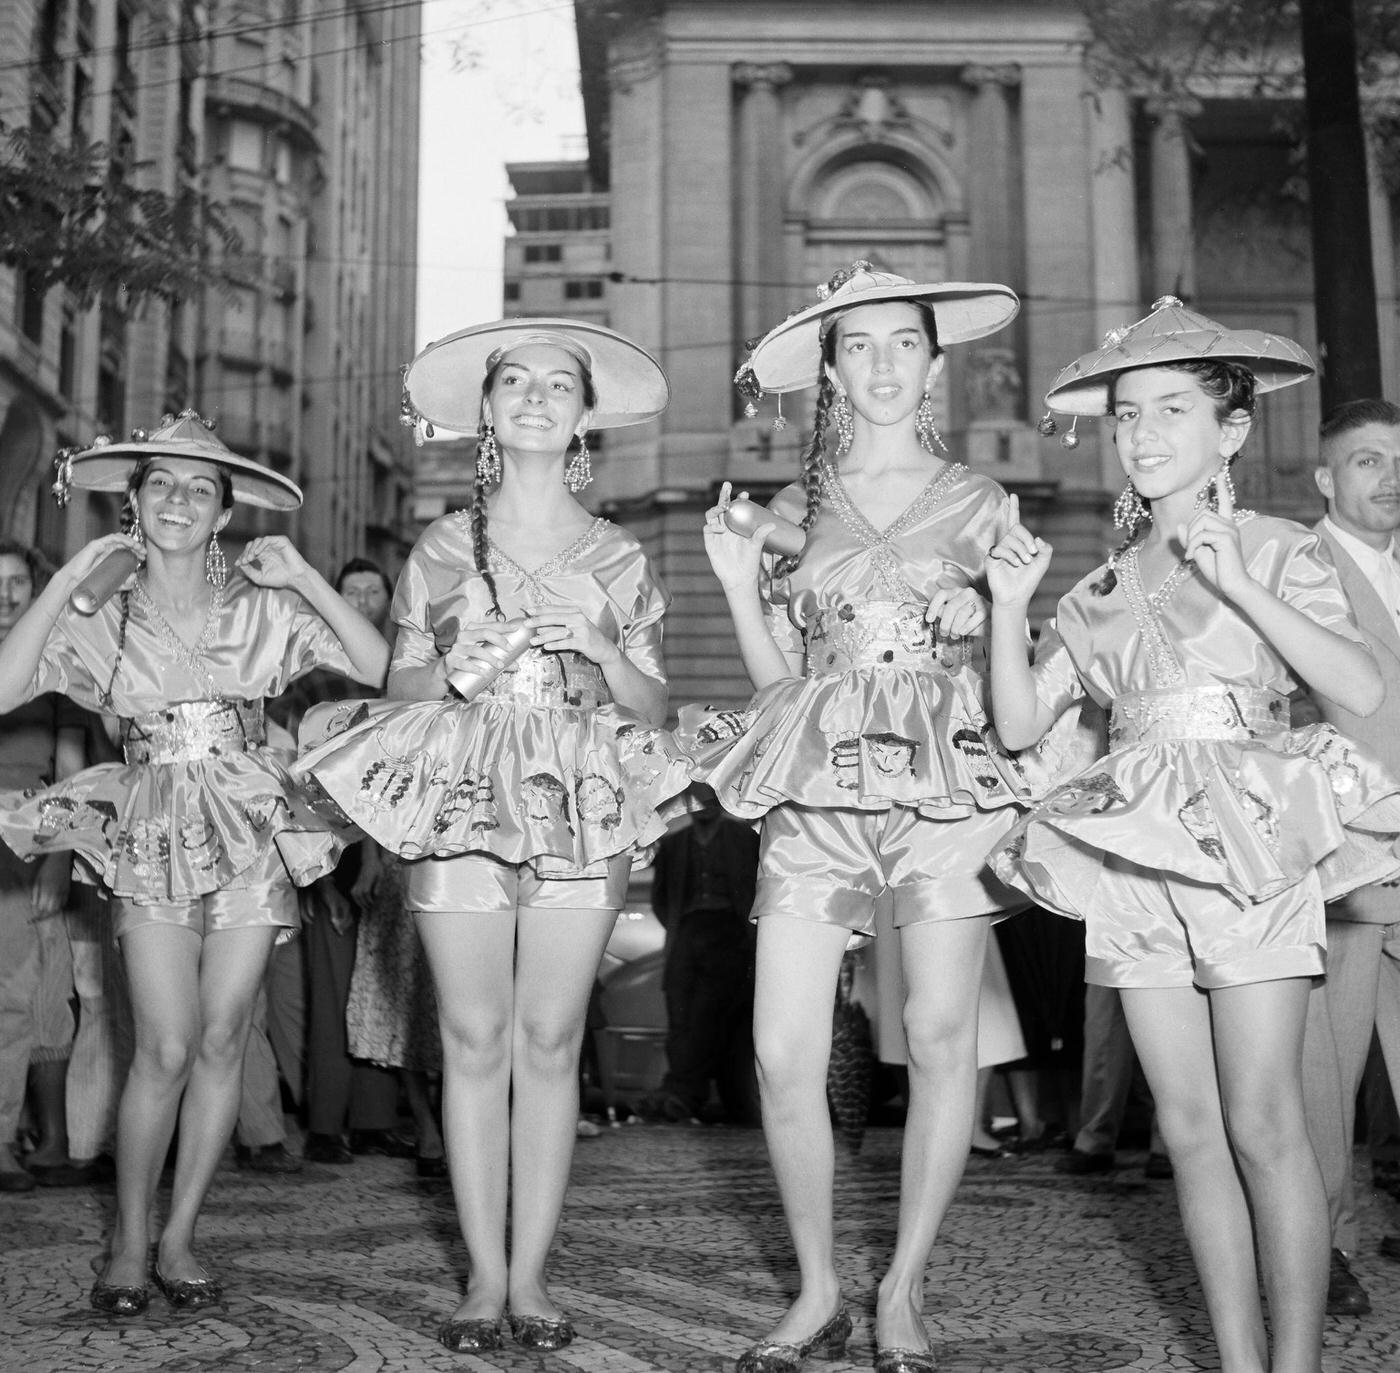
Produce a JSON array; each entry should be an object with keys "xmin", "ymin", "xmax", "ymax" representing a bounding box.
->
[{"xmin": 1301, "ymin": 397, "xmax": 1400, "ymax": 1316}]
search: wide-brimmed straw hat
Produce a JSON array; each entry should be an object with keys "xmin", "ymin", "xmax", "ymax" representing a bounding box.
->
[
  {"xmin": 53, "ymin": 411, "xmax": 303, "ymax": 511},
  {"xmin": 740, "ymin": 261, "xmax": 1020, "ymax": 395},
  {"xmin": 1045, "ymin": 296, "xmax": 1316, "ymax": 417},
  {"xmin": 400, "ymin": 317, "xmax": 670, "ymax": 435}
]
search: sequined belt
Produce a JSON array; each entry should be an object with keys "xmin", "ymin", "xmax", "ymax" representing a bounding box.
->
[
  {"xmin": 121, "ymin": 699, "xmax": 266, "ymax": 765},
  {"xmin": 805, "ymin": 600, "xmax": 967, "ymax": 676},
  {"xmin": 1109, "ymin": 686, "xmax": 1289, "ymax": 747},
  {"xmin": 479, "ymin": 648, "xmax": 612, "ymax": 710}
]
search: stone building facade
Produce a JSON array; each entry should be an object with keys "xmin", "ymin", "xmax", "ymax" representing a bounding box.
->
[
  {"xmin": 0, "ymin": 0, "xmax": 421, "ymax": 578},
  {"xmin": 570, "ymin": 0, "xmax": 1400, "ymax": 712}
]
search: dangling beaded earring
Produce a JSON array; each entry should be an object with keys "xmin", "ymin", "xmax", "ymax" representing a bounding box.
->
[
  {"xmin": 1112, "ymin": 483, "xmax": 1149, "ymax": 530},
  {"xmin": 566, "ymin": 433, "xmax": 593, "ymax": 492},
  {"xmin": 1215, "ymin": 461, "xmax": 1237, "ymax": 513},
  {"xmin": 915, "ymin": 391, "xmax": 949, "ymax": 455},
  {"xmin": 476, "ymin": 422, "xmax": 501, "ymax": 483},
  {"xmin": 122, "ymin": 490, "xmax": 145, "ymax": 545},
  {"xmin": 833, "ymin": 392, "xmax": 854, "ymax": 456},
  {"xmin": 205, "ymin": 532, "xmax": 227, "ymax": 590}
]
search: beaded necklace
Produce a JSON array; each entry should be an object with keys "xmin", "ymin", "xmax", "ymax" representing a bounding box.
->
[
  {"xmin": 1117, "ymin": 543, "xmax": 1191, "ymax": 687},
  {"xmin": 821, "ymin": 461, "xmax": 967, "ymax": 603},
  {"xmin": 132, "ymin": 575, "xmax": 226, "ymax": 701}
]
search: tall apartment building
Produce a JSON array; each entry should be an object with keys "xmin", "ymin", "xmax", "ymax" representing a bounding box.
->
[{"xmin": 0, "ymin": 0, "xmax": 421, "ymax": 577}]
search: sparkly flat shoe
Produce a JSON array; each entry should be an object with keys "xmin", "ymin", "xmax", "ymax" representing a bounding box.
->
[
  {"xmin": 734, "ymin": 1306, "xmax": 852, "ymax": 1373},
  {"xmin": 90, "ymin": 1279, "xmax": 149, "ymax": 1317},
  {"xmin": 509, "ymin": 1311, "xmax": 576, "ymax": 1350},
  {"xmin": 874, "ymin": 1344, "xmax": 937, "ymax": 1373},
  {"xmin": 438, "ymin": 1315, "xmax": 505, "ymax": 1351},
  {"xmin": 152, "ymin": 1264, "xmax": 223, "ymax": 1311}
]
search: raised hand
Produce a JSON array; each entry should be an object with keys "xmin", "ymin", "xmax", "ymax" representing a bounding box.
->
[
  {"xmin": 703, "ymin": 481, "xmax": 773, "ymax": 592},
  {"xmin": 1179, "ymin": 466, "xmax": 1249, "ymax": 600},
  {"xmin": 986, "ymin": 494, "xmax": 1052, "ymax": 606},
  {"xmin": 237, "ymin": 536, "xmax": 309, "ymax": 588}
]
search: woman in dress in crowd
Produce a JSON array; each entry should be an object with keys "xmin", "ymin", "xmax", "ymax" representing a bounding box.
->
[
  {"xmin": 694, "ymin": 264, "xmax": 1030, "ymax": 1373},
  {"xmin": 0, "ymin": 414, "xmax": 388, "ymax": 1315},
  {"xmin": 985, "ymin": 298, "xmax": 1400, "ymax": 1373},
  {"xmin": 298, "ymin": 319, "xmax": 683, "ymax": 1353}
]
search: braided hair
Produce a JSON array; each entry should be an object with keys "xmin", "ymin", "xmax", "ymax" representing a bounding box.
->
[
  {"xmin": 472, "ymin": 351, "xmax": 600, "ymax": 619},
  {"xmin": 775, "ymin": 300, "xmax": 943, "ymax": 580},
  {"xmin": 1092, "ymin": 358, "xmax": 1258, "ymax": 596}
]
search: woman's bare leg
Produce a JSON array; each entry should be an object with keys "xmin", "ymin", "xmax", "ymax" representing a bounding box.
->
[
  {"xmin": 748, "ymin": 915, "xmax": 851, "ymax": 1345},
  {"xmin": 506, "ymin": 904, "xmax": 618, "ymax": 1318},
  {"xmin": 159, "ymin": 924, "xmax": 278, "ymax": 1281},
  {"xmin": 876, "ymin": 916, "xmax": 987, "ymax": 1353},
  {"xmin": 416, "ymin": 908, "xmax": 516, "ymax": 1323}
]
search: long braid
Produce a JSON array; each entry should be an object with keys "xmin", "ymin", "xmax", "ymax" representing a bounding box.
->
[
  {"xmin": 98, "ymin": 590, "xmax": 131, "ymax": 709},
  {"xmin": 470, "ymin": 466, "xmax": 504, "ymax": 620},
  {"xmin": 775, "ymin": 374, "xmax": 835, "ymax": 580},
  {"xmin": 1092, "ymin": 507, "xmax": 1148, "ymax": 596}
]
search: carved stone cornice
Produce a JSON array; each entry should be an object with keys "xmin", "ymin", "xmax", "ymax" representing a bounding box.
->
[
  {"xmin": 732, "ymin": 61, "xmax": 794, "ymax": 92},
  {"xmin": 960, "ymin": 63, "xmax": 1021, "ymax": 91}
]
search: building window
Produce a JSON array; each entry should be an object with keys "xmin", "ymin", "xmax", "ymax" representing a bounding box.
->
[
  {"xmin": 503, "ymin": 281, "xmax": 520, "ymax": 302},
  {"xmin": 16, "ymin": 269, "xmax": 46, "ymax": 343},
  {"xmin": 524, "ymin": 243, "xmax": 562, "ymax": 264},
  {"xmin": 564, "ymin": 279, "xmax": 604, "ymax": 300}
]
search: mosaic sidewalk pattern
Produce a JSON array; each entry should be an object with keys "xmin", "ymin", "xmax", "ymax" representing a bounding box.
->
[{"xmin": 3, "ymin": 1126, "xmax": 1399, "ymax": 1372}]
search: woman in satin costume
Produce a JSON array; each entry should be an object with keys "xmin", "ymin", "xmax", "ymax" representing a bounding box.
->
[
  {"xmin": 986, "ymin": 299, "xmax": 1400, "ymax": 1373},
  {"xmin": 297, "ymin": 319, "xmax": 682, "ymax": 1353},
  {"xmin": 696, "ymin": 264, "xmax": 1030, "ymax": 1373},
  {"xmin": 0, "ymin": 414, "xmax": 388, "ymax": 1316}
]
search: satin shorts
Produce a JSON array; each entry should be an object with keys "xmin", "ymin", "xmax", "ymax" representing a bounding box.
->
[
  {"xmin": 405, "ymin": 850, "xmax": 632, "ymax": 914},
  {"xmin": 113, "ymin": 844, "xmax": 298, "ymax": 941},
  {"xmin": 1083, "ymin": 853, "xmax": 1325, "ymax": 991},
  {"xmin": 754, "ymin": 803, "xmax": 1022, "ymax": 936}
]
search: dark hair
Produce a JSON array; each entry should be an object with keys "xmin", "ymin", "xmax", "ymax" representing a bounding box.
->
[
  {"xmin": 1093, "ymin": 358, "xmax": 1257, "ymax": 596},
  {"xmin": 1320, "ymin": 397, "xmax": 1400, "ymax": 446},
  {"xmin": 121, "ymin": 455, "xmax": 235, "ymax": 535},
  {"xmin": 776, "ymin": 300, "xmax": 943, "ymax": 580},
  {"xmin": 472, "ymin": 350, "xmax": 599, "ymax": 617},
  {"xmin": 335, "ymin": 556, "xmax": 391, "ymax": 598},
  {"xmin": 0, "ymin": 537, "xmax": 46, "ymax": 590}
]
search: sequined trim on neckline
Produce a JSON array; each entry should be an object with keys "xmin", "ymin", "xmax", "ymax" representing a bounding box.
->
[
  {"xmin": 482, "ymin": 518, "xmax": 607, "ymax": 601},
  {"xmin": 1117, "ymin": 543, "xmax": 1190, "ymax": 687},
  {"xmin": 821, "ymin": 462, "xmax": 967, "ymax": 602}
]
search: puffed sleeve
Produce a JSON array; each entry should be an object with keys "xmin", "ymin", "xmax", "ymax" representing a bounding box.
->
[
  {"xmin": 389, "ymin": 541, "xmax": 441, "ymax": 671},
  {"xmin": 30, "ymin": 615, "xmax": 109, "ymax": 714},
  {"xmin": 621, "ymin": 556, "xmax": 671, "ymax": 685},
  {"xmin": 278, "ymin": 599, "xmax": 357, "ymax": 689},
  {"xmin": 1029, "ymin": 618, "xmax": 1087, "ymax": 720},
  {"xmin": 1273, "ymin": 526, "xmax": 1367, "ymax": 643}
]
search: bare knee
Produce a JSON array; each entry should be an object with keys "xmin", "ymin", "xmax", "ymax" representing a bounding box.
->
[
  {"xmin": 133, "ymin": 1030, "xmax": 197, "ymax": 1087},
  {"xmin": 753, "ymin": 1023, "xmax": 825, "ymax": 1101},
  {"xmin": 1222, "ymin": 1090, "xmax": 1309, "ymax": 1171},
  {"xmin": 515, "ymin": 1014, "xmax": 584, "ymax": 1079},
  {"xmin": 198, "ymin": 1014, "xmax": 254, "ymax": 1071},
  {"xmin": 902, "ymin": 1006, "xmax": 974, "ymax": 1078},
  {"xmin": 439, "ymin": 1010, "xmax": 510, "ymax": 1079}
]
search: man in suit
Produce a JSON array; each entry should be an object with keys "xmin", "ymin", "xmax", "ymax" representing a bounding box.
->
[{"xmin": 1303, "ymin": 398, "xmax": 1400, "ymax": 1316}]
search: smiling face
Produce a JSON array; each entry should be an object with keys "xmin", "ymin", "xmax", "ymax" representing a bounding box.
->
[
  {"xmin": 824, "ymin": 301, "xmax": 944, "ymax": 428},
  {"xmin": 483, "ymin": 343, "xmax": 593, "ymax": 460},
  {"xmin": 0, "ymin": 552, "xmax": 35, "ymax": 637},
  {"xmin": 1111, "ymin": 366, "xmax": 1250, "ymax": 515},
  {"xmin": 136, "ymin": 457, "xmax": 232, "ymax": 554},
  {"xmin": 1316, "ymin": 420, "xmax": 1400, "ymax": 550}
]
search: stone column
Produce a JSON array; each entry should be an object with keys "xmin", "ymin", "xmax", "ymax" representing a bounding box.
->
[
  {"xmin": 960, "ymin": 64, "xmax": 1022, "ymax": 287},
  {"xmin": 1145, "ymin": 94, "xmax": 1202, "ymax": 302},
  {"xmin": 733, "ymin": 62, "xmax": 793, "ymax": 351}
]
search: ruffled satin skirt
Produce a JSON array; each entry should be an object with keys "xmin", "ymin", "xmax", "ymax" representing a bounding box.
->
[
  {"xmin": 989, "ymin": 723, "xmax": 1400, "ymax": 916},
  {"xmin": 0, "ymin": 751, "xmax": 349, "ymax": 905},
  {"xmin": 295, "ymin": 697, "xmax": 692, "ymax": 877},
  {"xmin": 676, "ymin": 664, "xmax": 1042, "ymax": 821}
]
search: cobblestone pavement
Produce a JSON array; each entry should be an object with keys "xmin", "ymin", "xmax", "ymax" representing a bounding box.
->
[{"xmin": 4, "ymin": 1126, "xmax": 1399, "ymax": 1372}]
